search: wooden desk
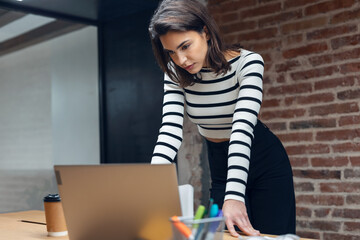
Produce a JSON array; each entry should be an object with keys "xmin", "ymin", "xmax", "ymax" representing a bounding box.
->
[
  {"xmin": 225, "ymin": 232, "xmax": 314, "ymax": 240},
  {"xmin": 0, "ymin": 211, "xmax": 313, "ymax": 240},
  {"xmin": 0, "ymin": 211, "xmax": 67, "ymax": 240}
]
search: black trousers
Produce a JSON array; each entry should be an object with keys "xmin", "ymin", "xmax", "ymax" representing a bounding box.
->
[{"xmin": 205, "ymin": 120, "xmax": 296, "ymax": 235}]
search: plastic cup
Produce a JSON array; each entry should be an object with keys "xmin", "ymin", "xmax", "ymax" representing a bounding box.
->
[
  {"xmin": 43, "ymin": 194, "xmax": 68, "ymax": 237},
  {"xmin": 170, "ymin": 216, "xmax": 225, "ymax": 240}
]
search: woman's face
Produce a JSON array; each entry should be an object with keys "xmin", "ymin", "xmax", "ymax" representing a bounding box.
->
[{"xmin": 159, "ymin": 30, "xmax": 209, "ymax": 74}]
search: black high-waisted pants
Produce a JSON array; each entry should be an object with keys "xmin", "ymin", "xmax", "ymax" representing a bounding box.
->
[{"xmin": 205, "ymin": 120, "xmax": 296, "ymax": 235}]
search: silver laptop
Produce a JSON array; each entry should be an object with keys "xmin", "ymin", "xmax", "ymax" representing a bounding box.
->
[{"xmin": 54, "ymin": 164, "xmax": 182, "ymax": 240}]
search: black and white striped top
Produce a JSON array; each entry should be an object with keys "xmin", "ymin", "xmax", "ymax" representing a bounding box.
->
[{"xmin": 152, "ymin": 49, "xmax": 264, "ymax": 203}]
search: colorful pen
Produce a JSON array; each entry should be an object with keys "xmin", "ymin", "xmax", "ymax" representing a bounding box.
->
[
  {"xmin": 199, "ymin": 204, "xmax": 219, "ymax": 240},
  {"xmin": 209, "ymin": 204, "xmax": 219, "ymax": 218},
  {"xmin": 171, "ymin": 216, "xmax": 194, "ymax": 240},
  {"xmin": 205, "ymin": 198, "xmax": 214, "ymax": 217},
  {"xmin": 194, "ymin": 205, "xmax": 205, "ymax": 222},
  {"xmin": 204, "ymin": 210, "xmax": 223, "ymax": 240},
  {"xmin": 192, "ymin": 205, "xmax": 205, "ymax": 233},
  {"xmin": 194, "ymin": 221, "xmax": 205, "ymax": 240}
]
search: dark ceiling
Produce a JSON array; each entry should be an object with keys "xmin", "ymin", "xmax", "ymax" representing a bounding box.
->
[
  {"xmin": 0, "ymin": 0, "xmax": 160, "ymax": 57},
  {"xmin": 0, "ymin": 0, "xmax": 160, "ymax": 25}
]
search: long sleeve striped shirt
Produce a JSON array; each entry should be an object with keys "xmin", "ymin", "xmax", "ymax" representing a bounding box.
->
[{"xmin": 151, "ymin": 49, "xmax": 264, "ymax": 203}]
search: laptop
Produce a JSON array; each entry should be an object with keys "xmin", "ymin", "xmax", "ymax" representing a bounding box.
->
[{"xmin": 54, "ymin": 164, "xmax": 182, "ymax": 240}]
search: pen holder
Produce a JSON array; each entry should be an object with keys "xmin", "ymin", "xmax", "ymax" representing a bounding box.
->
[{"xmin": 170, "ymin": 216, "xmax": 225, "ymax": 240}]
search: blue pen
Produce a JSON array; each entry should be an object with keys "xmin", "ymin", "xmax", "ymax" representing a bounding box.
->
[
  {"xmin": 199, "ymin": 204, "xmax": 219, "ymax": 240},
  {"xmin": 209, "ymin": 204, "xmax": 219, "ymax": 218},
  {"xmin": 194, "ymin": 221, "xmax": 205, "ymax": 240},
  {"xmin": 204, "ymin": 210, "xmax": 223, "ymax": 240}
]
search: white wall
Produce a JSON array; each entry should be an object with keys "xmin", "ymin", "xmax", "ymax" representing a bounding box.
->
[
  {"xmin": 0, "ymin": 40, "xmax": 53, "ymax": 170},
  {"xmin": 51, "ymin": 27, "xmax": 99, "ymax": 165},
  {"xmin": 0, "ymin": 26, "xmax": 99, "ymax": 213}
]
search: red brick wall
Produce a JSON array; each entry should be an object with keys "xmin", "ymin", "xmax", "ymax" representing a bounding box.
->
[{"xmin": 207, "ymin": 0, "xmax": 360, "ymax": 239}]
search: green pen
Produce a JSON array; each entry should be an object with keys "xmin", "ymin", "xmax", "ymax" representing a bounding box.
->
[
  {"xmin": 195, "ymin": 198, "xmax": 214, "ymax": 240},
  {"xmin": 192, "ymin": 205, "xmax": 205, "ymax": 233}
]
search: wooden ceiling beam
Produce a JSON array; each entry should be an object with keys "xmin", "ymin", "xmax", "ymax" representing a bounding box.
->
[
  {"xmin": 0, "ymin": 10, "xmax": 26, "ymax": 28},
  {"xmin": 0, "ymin": 19, "xmax": 86, "ymax": 57}
]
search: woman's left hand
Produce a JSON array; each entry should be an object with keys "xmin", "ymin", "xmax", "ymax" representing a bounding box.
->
[{"xmin": 222, "ymin": 199, "xmax": 260, "ymax": 237}]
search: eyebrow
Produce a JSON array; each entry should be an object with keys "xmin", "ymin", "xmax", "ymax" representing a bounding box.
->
[{"xmin": 164, "ymin": 40, "xmax": 189, "ymax": 52}]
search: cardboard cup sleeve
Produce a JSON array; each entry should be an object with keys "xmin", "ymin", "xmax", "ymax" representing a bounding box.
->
[{"xmin": 43, "ymin": 194, "xmax": 68, "ymax": 237}]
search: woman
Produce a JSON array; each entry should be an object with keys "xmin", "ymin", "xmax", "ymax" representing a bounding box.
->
[{"xmin": 149, "ymin": 0, "xmax": 295, "ymax": 237}]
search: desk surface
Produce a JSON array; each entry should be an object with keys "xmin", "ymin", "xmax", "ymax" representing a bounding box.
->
[
  {"xmin": 0, "ymin": 211, "xmax": 67, "ymax": 240},
  {"xmin": 0, "ymin": 211, "xmax": 313, "ymax": 240}
]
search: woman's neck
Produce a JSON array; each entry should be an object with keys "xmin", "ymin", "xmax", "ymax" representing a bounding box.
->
[
  {"xmin": 224, "ymin": 50, "xmax": 240, "ymax": 61},
  {"xmin": 202, "ymin": 50, "xmax": 240, "ymax": 69}
]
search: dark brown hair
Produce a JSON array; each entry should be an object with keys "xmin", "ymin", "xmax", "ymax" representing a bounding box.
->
[{"xmin": 149, "ymin": 0, "xmax": 241, "ymax": 87}]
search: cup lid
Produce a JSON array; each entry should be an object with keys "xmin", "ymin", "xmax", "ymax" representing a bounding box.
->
[{"xmin": 44, "ymin": 194, "xmax": 61, "ymax": 202}]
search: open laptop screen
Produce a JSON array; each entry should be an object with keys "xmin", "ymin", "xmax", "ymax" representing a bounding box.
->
[{"xmin": 55, "ymin": 164, "xmax": 182, "ymax": 240}]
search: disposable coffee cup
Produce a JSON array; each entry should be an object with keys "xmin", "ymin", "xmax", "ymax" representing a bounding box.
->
[{"xmin": 43, "ymin": 194, "xmax": 68, "ymax": 237}]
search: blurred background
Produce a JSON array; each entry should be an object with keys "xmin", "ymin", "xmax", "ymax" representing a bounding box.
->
[{"xmin": 0, "ymin": 1, "xmax": 359, "ymax": 239}]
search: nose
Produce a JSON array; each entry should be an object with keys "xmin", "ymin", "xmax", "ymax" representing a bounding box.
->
[{"xmin": 177, "ymin": 52, "xmax": 187, "ymax": 66}]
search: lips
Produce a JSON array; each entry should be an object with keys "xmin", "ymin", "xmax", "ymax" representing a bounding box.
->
[{"xmin": 184, "ymin": 64, "xmax": 194, "ymax": 71}]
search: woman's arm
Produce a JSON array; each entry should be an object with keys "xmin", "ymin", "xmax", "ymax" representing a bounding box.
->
[
  {"xmin": 151, "ymin": 74, "xmax": 185, "ymax": 164},
  {"xmin": 224, "ymin": 51, "xmax": 264, "ymax": 236},
  {"xmin": 225, "ymin": 51, "xmax": 264, "ymax": 202}
]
